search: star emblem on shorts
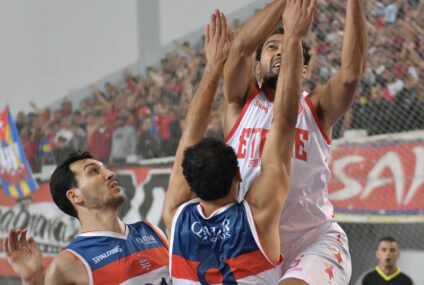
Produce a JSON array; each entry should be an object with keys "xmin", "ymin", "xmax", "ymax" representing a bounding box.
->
[
  {"xmin": 335, "ymin": 251, "xmax": 343, "ymax": 264},
  {"xmin": 324, "ymin": 264, "xmax": 334, "ymax": 280}
]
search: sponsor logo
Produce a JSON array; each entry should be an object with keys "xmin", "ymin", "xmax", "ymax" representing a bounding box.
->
[
  {"xmin": 254, "ymin": 101, "xmax": 269, "ymax": 113},
  {"xmin": 191, "ymin": 219, "xmax": 231, "ymax": 243},
  {"xmin": 92, "ymin": 245, "xmax": 123, "ymax": 264},
  {"xmin": 136, "ymin": 235, "xmax": 157, "ymax": 245}
]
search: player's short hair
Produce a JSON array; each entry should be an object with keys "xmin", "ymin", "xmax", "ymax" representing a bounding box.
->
[
  {"xmin": 255, "ymin": 25, "xmax": 312, "ymax": 66},
  {"xmin": 377, "ymin": 236, "xmax": 398, "ymax": 247},
  {"xmin": 182, "ymin": 138, "xmax": 238, "ymax": 201},
  {"xmin": 49, "ymin": 150, "xmax": 93, "ymax": 218}
]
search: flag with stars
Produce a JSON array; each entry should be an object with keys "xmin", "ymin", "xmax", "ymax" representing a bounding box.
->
[{"xmin": 0, "ymin": 106, "xmax": 38, "ymax": 198}]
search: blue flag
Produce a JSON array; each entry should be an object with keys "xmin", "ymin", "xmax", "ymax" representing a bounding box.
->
[{"xmin": 0, "ymin": 106, "xmax": 39, "ymax": 198}]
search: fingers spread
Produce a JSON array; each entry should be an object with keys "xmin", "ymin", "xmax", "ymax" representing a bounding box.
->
[
  {"xmin": 211, "ymin": 13, "xmax": 216, "ymax": 36},
  {"xmin": 308, "ymin": 0, "xmax": 317, "ymax": 18},
  {"xmin": 19, "ymin": 228, "xmax": 29, "ymax": 248},
  {"xmin": 3, "ymin": 237, "xmax": 11, "ymax": 256},
  {"xmin": 215, "ymin": 10, "xmax": 222, "ymax": 38},
  {"xmin": 205, "ymin": 24, "xmax": 210, "ymax": 45},
  {"xmin": 28, "ymin": 237, "xmax": 37, "ymax": 252},
  {"xmin": 220, "ymin": 11, "xmax": 227, "ymax": 39}
]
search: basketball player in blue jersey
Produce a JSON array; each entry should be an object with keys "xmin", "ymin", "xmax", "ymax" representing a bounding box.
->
[
  {"xmin": 162, "ymin": 2, "xmax": 316, "ymax": 284},
  {"xmin": 223, "ymin": 0, "xmax": 368, "ymax": 284},
  {"xmin": 4, "ymin": 151, "xmax": 170, "ymax": 285}
]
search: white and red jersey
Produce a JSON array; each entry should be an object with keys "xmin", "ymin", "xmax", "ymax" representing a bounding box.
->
[{"xmin": 225, "ymin": 87, "xmax": 334, "ymax": 247}]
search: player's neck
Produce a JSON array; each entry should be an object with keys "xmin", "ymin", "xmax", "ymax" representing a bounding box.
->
[
  {"xmin": 378, "ymin": 265, "xmax": 398, "ymax": 277},
  {"xmin": 262, "ymin": 84, "xmax": 276, "ymax": 101},
  {"xmin": 80, "ymin": 209, "xmax": 125, "ymax": 234},
  {"xmin": 200, "ymin": 196, "xmax": 236, "ymax": 218}
]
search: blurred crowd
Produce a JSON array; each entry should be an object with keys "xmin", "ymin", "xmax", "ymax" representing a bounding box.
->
[{"xmin": 14, "ymin": 0, "xmax": 423, "ymax": 172}]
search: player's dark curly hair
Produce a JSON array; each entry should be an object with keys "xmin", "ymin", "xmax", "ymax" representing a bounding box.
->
[
  {"xmin": 49, "ymin": 150, "xmax": 93, "ymax": 218},
  {"xmin": 182, "ymin": 138, "xmax": 239, "ymax": 201},
  {"xmin": 255, "ymin": 25, "xmax": 311, "ymax": 66}
]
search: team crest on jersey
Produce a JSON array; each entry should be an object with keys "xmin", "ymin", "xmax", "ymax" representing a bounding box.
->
[{"xmin": 139, "ymin": 256, "xmax": 151, "ymax": 271}]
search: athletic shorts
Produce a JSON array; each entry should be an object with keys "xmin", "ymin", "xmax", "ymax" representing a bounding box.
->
[{"xmin": 279, "ymin": 222, "xmax": 352, "ymax": 285}]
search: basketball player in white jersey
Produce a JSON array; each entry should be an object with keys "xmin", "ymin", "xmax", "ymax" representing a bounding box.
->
[
  {"xmin": 224, "ymin": 0, "xmax": 368, "ymax": 284},
  {"xmin": 163, "ymin": 3, "xmax": 315, "ymax": 284}
]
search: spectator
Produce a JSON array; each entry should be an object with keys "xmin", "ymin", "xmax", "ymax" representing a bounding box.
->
[
  {"xmin": 137, "ymin": 117, "xmax": 159, "ymax": 159},
  {"xmin": 86, "ymin": 114, "xmax": 112, "ymax": 164},
  {"xmin": 53, "ymin": 136, "xmax": 74, "ymax": 165},
  {"xmin": 110, "ymin": 115, "xmax": 136, "ymax": 164}
]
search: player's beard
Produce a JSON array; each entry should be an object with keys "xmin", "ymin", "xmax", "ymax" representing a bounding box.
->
[{"xmin": 262, "ymin": 73, "xmax": 278, "ymax": 90}]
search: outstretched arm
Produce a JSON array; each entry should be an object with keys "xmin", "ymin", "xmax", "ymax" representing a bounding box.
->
[
  {"xmin": 223, "ymin": 0, "xmax": 287, "ymax": 121},
  {"xmin": 310, "ymin": 0, "xmax": 368, "ymax": 132},
  {"xmin": 162, "ymin": 11, "xmax": 232, "ymax": 233},
  {"xmin": 246, "ymin": 0, "xmax": 316, "ymax": 261}
]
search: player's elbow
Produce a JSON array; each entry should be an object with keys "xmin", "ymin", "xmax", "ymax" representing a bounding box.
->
[
  {"xmin": 341, "ymin": 70, "xmax": 363, "ymax": 89},
  {"xmin": 229, "ymin": 37, "xmax": 251, "ymax": 60}
]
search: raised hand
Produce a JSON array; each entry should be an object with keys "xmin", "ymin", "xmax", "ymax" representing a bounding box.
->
[
  {"xmin": 204, "ymin": 10, "xmax": 233, "ymax": 70},
  {"xmin": 3, "ymin": 228, "xmax": 44, "ymax": 283},
  {"xmin": 282, "ymin": 0, "xmax": 317, "ymax": 40}
]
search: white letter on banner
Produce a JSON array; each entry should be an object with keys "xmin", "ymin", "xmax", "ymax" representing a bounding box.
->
[
  {"xmin": 329, "ymin": 155, "xmax": 364, "ymax": 201},
  {"xmin": 360, "ymin": 152, "xmax": 404, "ymax": 204},
  {"xmin": 404, "ymin": 147, "xmax": 424, "ymax": 205}
]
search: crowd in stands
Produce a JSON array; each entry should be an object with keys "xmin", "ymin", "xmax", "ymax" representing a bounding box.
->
[{"xmin": 14, "ymin": 0, "xmax": 423, "ymax": 172}]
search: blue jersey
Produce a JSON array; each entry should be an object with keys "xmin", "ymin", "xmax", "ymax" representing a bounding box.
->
[
  {"xmin": 65, "ymin": 221, "xmax": 169, "ymax": 285},
  {"xmin": 170, "ymin": 199, "xmax": 282, "ymax": 284}
]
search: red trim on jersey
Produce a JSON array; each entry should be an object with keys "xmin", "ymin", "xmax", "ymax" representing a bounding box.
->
[
  {"xmin": 92, "ymin": 247, "xmax": 168, "ymax": 284},
  {"xmin": 225, "ymin": 88, "xmax": 260, "ymax": 143},
  {"xmin": 263, "ymin": 88, "xmax": 275, "ymax": 102},
  {"xmin": 171, "ymin": 254, "xmax": 200, "ymax": 280},
  {"xmin": 244, "ymin": 202, "xmax": 284, "ymax": 267},
  {"xmin": 304, "ymin": 95, "xmax": 332, "ymax": 145},
  {"xmin": 172, "ymin": 250, "xmax": 275, "ymax": 282}
]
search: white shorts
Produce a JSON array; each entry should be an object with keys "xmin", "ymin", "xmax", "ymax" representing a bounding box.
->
[{"xmin": 280, "ymin": 222, "xmax": 352, "ymax": 285}]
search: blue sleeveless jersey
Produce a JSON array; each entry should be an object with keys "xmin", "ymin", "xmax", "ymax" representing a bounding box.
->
[
  {"xmin": 170, "ymin": 199, "xmax": 282, "ymax": 284},
  {"xmin": 65, "ymin": 221, "xmax": 169, "ymax": 285}
]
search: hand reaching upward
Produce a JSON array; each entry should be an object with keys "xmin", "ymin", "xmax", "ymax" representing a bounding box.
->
[
  {"xmin": 204, "ymin": 10, "xmax": 233, "ymax": 70},
  {"xmin": 282, "ymin": 0, "xmax": 317, "ymax": 41},
  {"xmin": 3, "ymin": 228, "xmax": 44, "ymax": 284}
]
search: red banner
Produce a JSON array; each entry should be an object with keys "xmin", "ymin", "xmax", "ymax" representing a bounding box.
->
[{"xmin": 328, "ymin": 141, "xmax": 424, "ymax": 216}]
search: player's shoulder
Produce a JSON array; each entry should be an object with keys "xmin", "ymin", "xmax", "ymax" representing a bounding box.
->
[
  {"xmin": 45, "ymin": 250, "xmax": 87, "ymax": 285},
  {"xmin": 399, "ymin": 271, "xmax": 414, "ymax": 284}
]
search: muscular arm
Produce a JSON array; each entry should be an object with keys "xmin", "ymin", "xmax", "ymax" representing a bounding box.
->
[
  {"xmin": 162, "ymin": 11, "xmax": 231, "ymax": 233},
  {"xmin": 45, "ymin": 251, "xmax": 88, "ymax": 285},
  {"xmin": 223, "ymin": 0, "xmax": 287, "ymax": 129},
  {"xmin": 310, "ymin": 0, "xmax": 368, "ymax": 132},
  {"xmin": 246, "ymin": 0, "xmax": 316, "ymax": 262}
]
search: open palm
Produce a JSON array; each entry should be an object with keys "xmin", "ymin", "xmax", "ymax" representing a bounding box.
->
[{"xmin": 3, "ymin": 228, "xmax": 44, "ymax": 282}]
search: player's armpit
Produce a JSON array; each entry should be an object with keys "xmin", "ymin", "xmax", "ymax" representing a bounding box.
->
[{"xmin": 310, "ymin": 71, "xmax": 359, "ymax": 133}]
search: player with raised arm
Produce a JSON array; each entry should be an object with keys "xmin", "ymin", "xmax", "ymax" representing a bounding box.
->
[
  {"xmin": 2, "ymin": 11, "xmax": 240, "ymax": 285},
  {"xmin": 223, "ymin": 0, "xmax": 368, "ymax": 284},
  {"xmin": 162, "ymin": 2, "xmax": 315, "ymax": 284}
]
